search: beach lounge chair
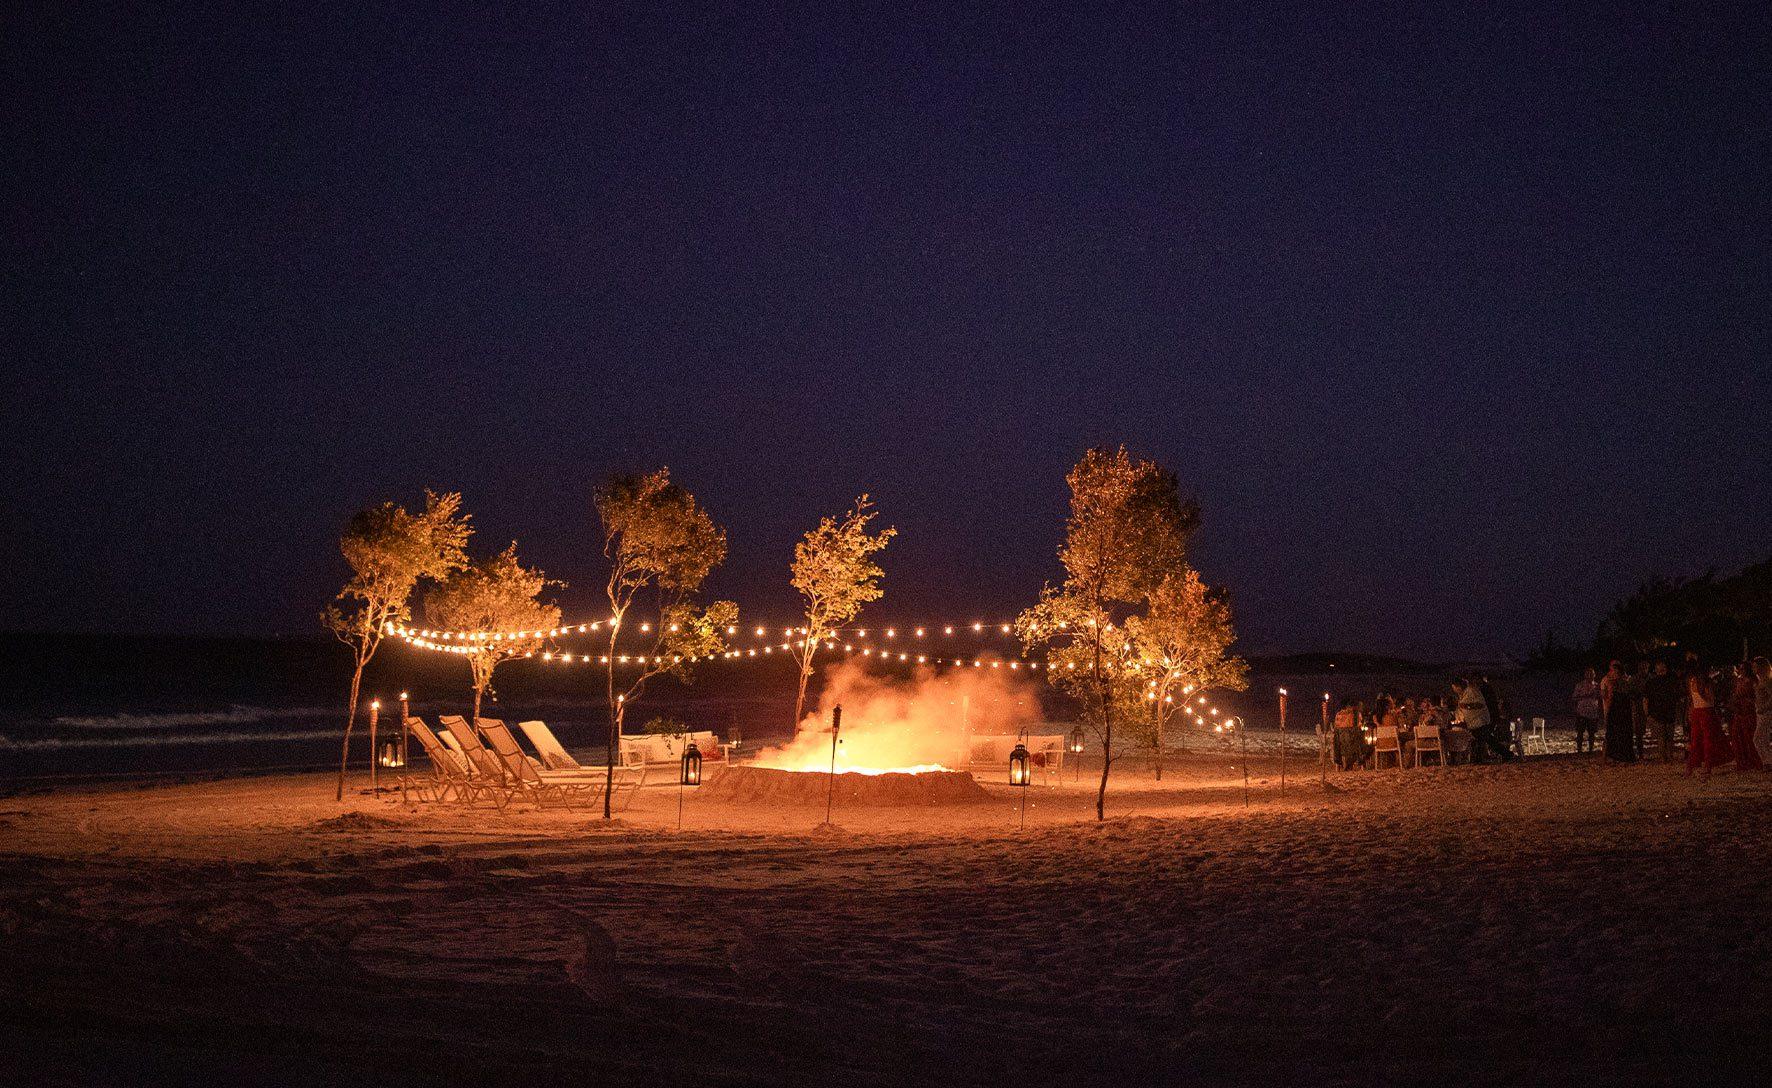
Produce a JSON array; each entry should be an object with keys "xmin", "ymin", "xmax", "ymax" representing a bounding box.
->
[
  {"xmin": 475, "ymin": 719, "xmax": 606, "ymax": 809},
  {"xmin": 439, "ymin": 715, "xmax": 526, "ymax": 805},
  {"xmin": 399, "ymin": 716, "xmax": 459, "ymax": 803},
  {"xmin": 1372, "ymin": 725, "xmax": 1403, "ymax": 769},
  {"xmin": 519, "ymin": 720, "xmax": 649, "ymax": 811},
  {"xmin": 519, "ymin": 720, "xmax": 592, "ymax": 772},
  {"xmin": 408, "ymin": 717, "xmax": 507, "ymax": 807},
  {"xmin": 1412, "ymin": 724, "xmax": 1444, "ymax": 768}
]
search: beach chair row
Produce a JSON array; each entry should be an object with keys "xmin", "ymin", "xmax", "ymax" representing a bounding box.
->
[{"xmin": 401, "ymin": 716, "xmax": 647, "ymax": 811}]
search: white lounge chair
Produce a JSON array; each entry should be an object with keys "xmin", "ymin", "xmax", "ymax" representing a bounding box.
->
[
  {"xmin": 519, "ymin": 719, "xmax": 649, "ymax": 810},
  {"xmin": 476, "ymin": 719, "xmax": 604, "ymax": 810},
  {"xmin": 518, "ymin": 720, "xmax": 590, "ymax": 772},
  {"xmin": 408, "ymin": 717, "xmax": 506, "ymax": 807},
  {"xmin": 439, "ymin": 715, "xmax": 524, "ymax": 805}
]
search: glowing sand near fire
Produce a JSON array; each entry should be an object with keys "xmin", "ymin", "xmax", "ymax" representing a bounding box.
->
[{"xmin": 704, "ymin": 764, "xmax": 992, "ymax": 805}]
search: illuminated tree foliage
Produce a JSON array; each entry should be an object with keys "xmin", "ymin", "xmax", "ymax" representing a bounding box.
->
[
  {"xmin": 1017, "ymin": 447, "xmax": 1197, "ymax": 820},
  {"xmin": 423, "ymin": 542, "xmax": 561, "ymax": 722},
  {"xmin": 1123, "ymin": 568, "xmax": 1247, "ymax": 779},
  {"xmin": 322, "ymin": 490, "xmax": 471, "ymax": 800},
  {"xmin": 594, "ymin": 468, "xmax": 736, "ymax": 818},
  {"xmin": 787, "ymin": 494, "xmax": 896, "ymax": 728}
]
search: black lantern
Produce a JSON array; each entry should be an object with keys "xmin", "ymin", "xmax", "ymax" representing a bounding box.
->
[
  {"xmin": 1068, "ymin": 726, "xmax": 1085, "ymax": 755},
  {"xmin": 681, "ymin": 741, "xmax": 703, "ymax": 787},
  {"xmin": 1009, "ymin": 742, "xmax": 1031, "ymax": 787}
]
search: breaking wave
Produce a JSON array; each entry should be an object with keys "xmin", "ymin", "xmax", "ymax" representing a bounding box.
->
[
  {"xmin": 0, "ymin": 728, "xmax": 339, "ymax": 751},
  {"xmin": 52, "ymin": 706, "xmax": 334, "ymax": 731}
]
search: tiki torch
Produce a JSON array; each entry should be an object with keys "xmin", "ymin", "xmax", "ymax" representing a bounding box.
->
[
  {"xmin": 823, "ymin": 705, "xmax": 843, "ymax": 827},
  {"xmin": 1278, "ymin": 688, "xmax": 1288, "ymax": 797},
  {"xmin": 368, "ymin": 698, "xmax": 380, "ymax": 790}
]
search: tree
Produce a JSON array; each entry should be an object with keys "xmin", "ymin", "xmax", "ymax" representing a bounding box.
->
[
  {"xmin": 422, "ymin": 543, "xmax": 562, "ymax": 721},
  {"xmin": 1594, "ymin": 557, "xmax": 1772, "ymax": 663},
  {"xmin": 594, "ymin": 468, "xmax": 736, "ymax": 818},
  {"xmin": 1016, "ymin": 447, "xmax": 1197, "ymax": 820},
  {"xmin": 322, "ymin": 491, "xmax": 471, "ymax": 800},
  {"xmin": 1123, "ymin": 568, "xmax": 1247, "ymax": 780},
  {"xmin": 787, "ymin": 495, "xmax": 896, "ymax": 727}
]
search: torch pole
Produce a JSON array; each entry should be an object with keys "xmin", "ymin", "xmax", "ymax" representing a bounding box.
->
[
  {"xmin": 823, "ymin": 705, "xmax": 842, "ymax": 827},
  {"xmin": 1278, "ymin": 689, "xmax": 1288, "ymax": 797},
  {"xmin": 1321, "ymin": 694, "xmax": 1330, "ymax": 785},
  {"xmin": 368, "ymin": 698, "xmax": 380, "ymax": 791},
  {"xmin": 1239, "ymin": 717, "xmax": 1250, "ymax": 807}
]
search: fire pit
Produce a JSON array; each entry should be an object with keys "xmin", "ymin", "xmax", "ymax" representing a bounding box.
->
[{"xmin": 704, "ymin": 764, "xmax": 991, "ymax": 805}]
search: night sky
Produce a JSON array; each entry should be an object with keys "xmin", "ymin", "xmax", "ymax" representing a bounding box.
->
[{"xmin": 5, "ymin": 2, "xmax": 1768, "ymax": 659}]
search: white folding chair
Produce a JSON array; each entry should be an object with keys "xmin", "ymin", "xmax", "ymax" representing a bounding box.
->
[
  {"xmin": 1523, "ymin": 717, "xmax": 1549, "ymax": 756},
  {"xmin": 1412, "ymin": 724, "xmax": 1445, "ymax": 768},
  {"xmin": 1372, "ymin": 725, "xmax": 1404, "ymax": 769}
]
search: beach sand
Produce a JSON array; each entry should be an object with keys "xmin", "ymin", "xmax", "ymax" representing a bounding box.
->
[{"xmin": 3, "ymin": 753, "xmax": 1769, "ymax": 1086}]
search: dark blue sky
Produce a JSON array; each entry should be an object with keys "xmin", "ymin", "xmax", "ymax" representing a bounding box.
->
[{"xmin": 5, "ymin": 2, "xmax": 1768, "ymax": 658}]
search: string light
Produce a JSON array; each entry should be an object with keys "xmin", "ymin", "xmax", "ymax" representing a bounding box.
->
[
  {"xmin": 395, "ymin": 629, "xmax": 1061, "ymax": 673},
  {"xmin": 390, "ymin": 615, "xmax": 1035, "ymax": 644}
]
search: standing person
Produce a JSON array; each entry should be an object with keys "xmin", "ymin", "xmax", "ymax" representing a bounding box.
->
[
  {"xmin": 1753, "ymin": 658, "xmax": 1772, "ymax": 768},
  {"xmin": 1478, "ymin": 673, "xmax": 1509, "ymax": 753},
  {"xmin": 1459, "ymin": 678, "xmax": 1511, "ymax": 763},
  {"xmin": 1644, "ymin": 660, "xmax": 1682, "ymax": 762},
  {"xmin": 1600, "ymin": 660, "xmax": 1636, "ymax": 763},
  {"xmin": 1571, "ymin": 667, "xmax": 1602, "ymax": 754},
  {"xmin": 1728, "ymin": 663, "xmax": 1762, "ymax": 771},
  {"xmin": 1685, "ymin": 663, "xmax": 1730, "ymax": 777},
  {"xmin": 1630, "ymin": 661, "xmax": 1652, "ymax": 759},
  {"xmin": 1332, "ymin": 697, "xmax": 1362, "ymax": 771}
]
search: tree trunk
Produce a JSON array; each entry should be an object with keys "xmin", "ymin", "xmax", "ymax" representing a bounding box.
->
[
  {"xmin": 604, "ymin": 622, "xmax": 620, "ymax": 819},
  {"xmin": 1094, "ymin": 636, "xmax": 1110, "ymax": 821},
  {"xmin": 335, "ymin": 658, "xmax": 364, "ymax": 801},
  {"xmin": 793, "ymin": 650, "xmax": 816, "ymax": 730},
  {"xmin": 472, "ymin": 686, "xmax": 483, "ymax": 723},
  {"xmin": 1154, "ymin": 701, "xmax": 1163, "ymax": 782}
]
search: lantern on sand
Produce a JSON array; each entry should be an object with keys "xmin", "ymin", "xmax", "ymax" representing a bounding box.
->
[
  {"xmin": 1009, "ymin": 742, "xmax": 1031, "ymax": 787},
  {"xmin": 681, "ymin": 741, "xmax": 703, "ymax": 787},
  {"xmin": 1069, "ymin": 726, "xmax": 1085, "ymax": 755}
]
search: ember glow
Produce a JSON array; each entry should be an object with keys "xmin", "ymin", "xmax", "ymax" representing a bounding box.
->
[{"xmin": 752, "ymin": 659, "xmax": 1038, "ymax": 775}]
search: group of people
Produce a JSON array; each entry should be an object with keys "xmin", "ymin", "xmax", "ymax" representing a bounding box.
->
[
  {"xmin": 1328, "ymin": 675, "xmax": 1514, "ymax": 770},
  {"xmin": 1571, "ymin": 655, "xmax": 1771, "ymax": 775}
]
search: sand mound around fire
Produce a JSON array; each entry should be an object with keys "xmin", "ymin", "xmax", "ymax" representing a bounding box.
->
[{"xmin": 705, "ymin": 765, "xmax": 991, "ymax": 806}]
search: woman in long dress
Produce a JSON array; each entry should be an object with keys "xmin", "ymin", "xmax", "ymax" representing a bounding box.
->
[
  {"xmin": 1601, "ymin": 660, "xmax": 1636, "ymax": 763},
  {"xmin": 1729, "ymin": 664, "xmax": 1762, "ymax": 771},
  {"xmin": 1753, "ymin": 658, "xmax": 1772, "ymax": 768},
  {"xmin": 1685, "ymin": 667, "xmax": 1730, "ymax": 776}
]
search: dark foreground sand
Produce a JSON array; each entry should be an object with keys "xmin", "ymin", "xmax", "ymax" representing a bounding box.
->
[{"xmin": 3, "ymin": 754, "xmax": 1770, "ymax": 1087}]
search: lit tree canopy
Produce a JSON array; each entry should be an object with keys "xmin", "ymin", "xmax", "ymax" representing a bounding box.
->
[
  {"xmin": 593, "ymin": 467, "xmax": 734, "ymax": 817},
  {"xmin": 597, "ymin": 468, "xmax": 727, "ymax": 598},
  {"xmin": 323, "ymin": 490, "xmax": 472, "ymax": 651},
  {"xmin": 1122, "ymin": 568, "xmax": 1248, "ymax": 763},
  {"xmin": 322, "ymin": 489, "xmax": 471, "ymax": 800},
  {"xmin": 1017, "ymin": 447, "xmax": 1198, "ymax": 820},
  {"xmin": 423, "ymin": 542, "xmax": 561, "ymax": 720},
  {"xmin": 788, "ymin": 494, "xmax": 896, "ymax": 725}
]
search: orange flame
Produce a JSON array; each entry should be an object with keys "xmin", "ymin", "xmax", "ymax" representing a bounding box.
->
[{"xmin": 753, "ymin": 659, "xmax": 1039, "ymax": 774}]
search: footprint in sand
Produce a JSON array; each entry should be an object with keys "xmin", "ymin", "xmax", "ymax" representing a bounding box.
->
[{"xmin": 564, "ymin": 919, "xmax": 622, "ymax": 1003}]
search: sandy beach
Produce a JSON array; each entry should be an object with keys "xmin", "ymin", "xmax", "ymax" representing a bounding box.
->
[{"xmin": 4, "ymin": 754, "xmax": 1770, "ymax": 1087}]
